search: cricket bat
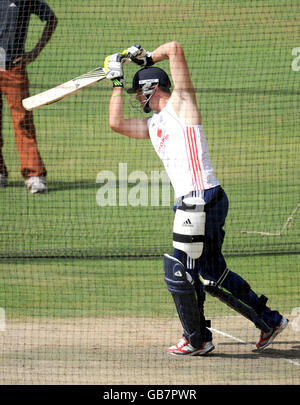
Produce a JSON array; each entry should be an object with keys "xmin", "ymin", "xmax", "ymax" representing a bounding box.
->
[
  {"xmin": 22, "ymin": 45, "xmax": 146, "ymax": 111},
  {"xmin": 22, "ymin": 66, "xmax": 107, "ymax": 111}
]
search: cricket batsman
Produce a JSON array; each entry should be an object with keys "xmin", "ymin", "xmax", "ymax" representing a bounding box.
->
[{"xmin": 104, "ymin": 41, "xmax": 288, "ymax": 355}]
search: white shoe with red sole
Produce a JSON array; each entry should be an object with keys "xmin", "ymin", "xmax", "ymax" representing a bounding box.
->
[
  {"xmin": 256, "ymin": 317, "xmax": 289, "ymax": 351},
  {"xmin": 167, "ymin": 336, "xmax": 215, "ymax": 356}
]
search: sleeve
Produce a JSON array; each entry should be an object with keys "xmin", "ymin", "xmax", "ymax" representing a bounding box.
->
[{"xmin": 27, "ymin": 0, "xmax": 55, "ymax": 22}]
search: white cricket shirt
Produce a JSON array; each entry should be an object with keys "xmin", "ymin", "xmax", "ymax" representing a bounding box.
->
[{"xmin": 147, "ymin": 100, "xmax": 219, "ymax": 198}]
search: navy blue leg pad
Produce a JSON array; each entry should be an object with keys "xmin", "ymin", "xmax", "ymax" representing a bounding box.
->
[
  {"xmin": 164, "ymin": 254, "xmax": 203, "ymax": 347},
  {"xmin": 204, "ymin": 284, "xmax": 271, "ymax": 333}
]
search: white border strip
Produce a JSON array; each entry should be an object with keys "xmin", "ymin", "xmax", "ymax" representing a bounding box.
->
[{"xmin": 210, "ymin": 327, "xmax": 248, "ymax": 344}]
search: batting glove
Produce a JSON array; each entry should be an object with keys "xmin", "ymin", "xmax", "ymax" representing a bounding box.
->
[
  {"xmin": 126, "ymin": 44, "xmax": 154, "ymax": 67},
  {"xmin": 104, "ymin": 53, "xmax": 125, "ymax": 87}
]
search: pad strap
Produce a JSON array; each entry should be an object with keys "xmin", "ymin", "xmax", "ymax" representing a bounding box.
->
[
  {"xmin": 173, "ymin": 233, "xmax": 205, "ymax": 244},
  {"xmin": 254, "ymin": 295, "xmax": 268, "ymax": 313}
]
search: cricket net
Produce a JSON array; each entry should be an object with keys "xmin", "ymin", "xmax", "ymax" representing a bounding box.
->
[{"xmin": 0, "ymin": 0, "xmax": 299, "ymax": 387}]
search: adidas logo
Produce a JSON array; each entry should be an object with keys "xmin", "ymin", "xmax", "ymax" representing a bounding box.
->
[
  {"xmin": 9, "ymin": 2, "xmax": 17, "ymax": 7},
  {"xmin": 182, "ymin": 218, "xmax": 193, "ymax": 227}
]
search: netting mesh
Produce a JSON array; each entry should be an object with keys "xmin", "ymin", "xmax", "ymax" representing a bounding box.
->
[
  {"xmin": 0, "ymin": 0, "xmax": 299, "ymax": 386},
  {"xmin": 1, "ymin": 0, "xmax": 299, "ymax": 258}
]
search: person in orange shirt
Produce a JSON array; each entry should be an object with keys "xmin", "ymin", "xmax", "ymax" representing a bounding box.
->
[{"xmin": 0, "ymin": 1, "xmax": 57, "ymax": 193}]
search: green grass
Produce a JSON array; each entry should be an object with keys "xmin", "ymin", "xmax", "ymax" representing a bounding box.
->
[
  {"xmin": 0, "ymin": 255, "xmax": 298, "ymax": 319},
  {"xmin": 0, "ymin": 1, "xmax": 299, "ymax": 318}
]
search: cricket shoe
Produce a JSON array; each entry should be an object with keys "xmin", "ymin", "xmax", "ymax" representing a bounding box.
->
[
  {"xmin": 256, "ymin": 317, "xmax": 289, "ymax": 351},
  {"xmin": 0, "ymin": 174, "xmax": 8, "ymax": 188},
  {"xmin": 167, "ymin": 336, "xmax": 215, "ymax": 356},
  {"xmin": 25, "ymin": 176, "xmax": 47, "ymax": 194}
]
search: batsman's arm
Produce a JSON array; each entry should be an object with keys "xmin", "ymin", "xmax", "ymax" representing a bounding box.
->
[
  {"xmin": 152, "ymin": 41, "xmax": 201, "ymax": 124},
  {"xmin": 127, "ymin": 41, "xmax": 195, "ymax": 97},
  {"xmin": 151, "ymin": 41, "xmax": 196, "ymax": 98},
  {"xmin": 109, "ymin": 87, "xmax": 149, "ymax": 139}
]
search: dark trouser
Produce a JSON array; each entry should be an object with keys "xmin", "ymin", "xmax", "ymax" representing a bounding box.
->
[{"xmin": 173, "ymin": 186, "xmax": 282, "ymax": 342}]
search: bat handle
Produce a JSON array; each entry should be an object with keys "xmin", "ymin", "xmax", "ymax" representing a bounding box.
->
[
  {"xmin": 121, "ymin": 56, "xmax": 131, "ymax": 67},
  {"xmin": 121, "ymin": 44, "xmax": 147, "ymax": 66}
]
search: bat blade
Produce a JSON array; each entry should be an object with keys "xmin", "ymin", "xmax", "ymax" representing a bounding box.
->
[{"xmin": 22, "ymin": 67, "xmax": 106, "ymax": 111}]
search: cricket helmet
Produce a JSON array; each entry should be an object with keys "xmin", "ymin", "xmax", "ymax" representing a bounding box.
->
[
  {"xmin": 127, "ymin": 67, "xmax": 171, "ymax": 94},
  {"xmin": 127, "ymin": 67, "xmax": 171, "ymax": 113}
]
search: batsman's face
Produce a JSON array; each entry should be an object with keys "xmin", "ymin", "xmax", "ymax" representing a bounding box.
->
[
  {"xmin": 136, "ymin": 85, "xmax": 159, "ymax": 110},
  {"xmin": 136, "ymin": 89, "xmax": 146, "ymax": 104}
]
